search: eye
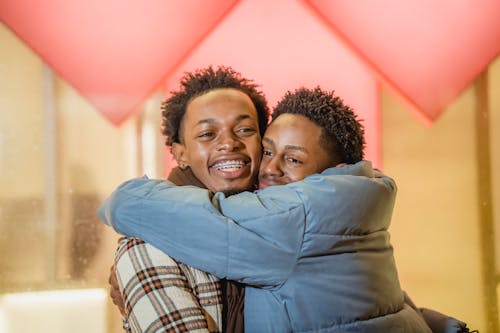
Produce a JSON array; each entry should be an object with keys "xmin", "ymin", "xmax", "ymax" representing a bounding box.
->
[
  {"xmin": 286, "ymin": 157, "xmax": 302, "ymax": 164},
  {"xmin": 236, "ymin": 127, "xmax": 256, "ymax": 136},
  {"xmin": 197, "ymin": 131, "xmax": 215, "ymax": 140},
  {"xmin": 262, "ymin": 149, "xmax": 273, "ymax": 157}
]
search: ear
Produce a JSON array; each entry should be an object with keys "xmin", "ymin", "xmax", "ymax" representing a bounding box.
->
[{"xmin": 171, "ymin": 143, "xmax": 189, "ymax": 169}]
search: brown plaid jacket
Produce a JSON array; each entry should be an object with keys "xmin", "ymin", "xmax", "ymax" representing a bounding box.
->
[{"xmin": 115, "ymin": 237, "xmax": 223, "ymax": 333}]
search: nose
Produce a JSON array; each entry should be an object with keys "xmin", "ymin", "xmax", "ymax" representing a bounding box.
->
[
  {"xmin": 216, "ymin": 132, "xmax": 242, "ymax": 151},
  {"xmin": 260, "ymin": 155, "xmax": 283, "ymax": 178}
]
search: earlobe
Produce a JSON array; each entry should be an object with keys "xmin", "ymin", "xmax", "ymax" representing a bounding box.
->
[{"xmin": 172, "ymin": 143, "xmax": 188, "ymax": 169}]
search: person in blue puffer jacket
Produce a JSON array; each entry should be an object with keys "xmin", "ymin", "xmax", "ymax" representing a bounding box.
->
[
  {"xmin": 102, "ymin": 161, "xmax": 435, "ymax": 333},
  {"xmin": 100, "ymin": 87, "xmax": 440, "ymax": 332}
]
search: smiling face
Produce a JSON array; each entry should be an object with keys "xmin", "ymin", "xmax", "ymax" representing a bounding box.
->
[
  {"xmin": 258, "ymin": 113, "xmax": 337, "ymax": 189},
  {"xmin": 172, "ymin": 88, "xmax": 262, "ymax": 194}
]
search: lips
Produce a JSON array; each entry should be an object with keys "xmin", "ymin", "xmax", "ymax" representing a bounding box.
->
[{"xmin": 209, "ymin": 156, "xmax": 251, "ymax": 179}]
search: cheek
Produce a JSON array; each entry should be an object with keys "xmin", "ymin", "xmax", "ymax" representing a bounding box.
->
[
  {"xmin": 289, "ymin": 165, "xmax": 317, "ymax": 183},
  {"xmin": 258, "ymin": 159, "xmax": 268, "ymax": 174},
  {"xmin": 308, "ymin": 162, "xmax": 324, "ymax": 175},
  {"xmin": 247, "ymin": 135, "xmax": 262, "ymax": 151},
  {"xmin": 253, "ymin": 152, "xmax": 262, "ymax": 170},
  {"xmin": 288, "ymin": 171, "xmax": 305, "ymax": 183},
  {"xmin": 184, "ymin": 145, "xmax": 211, "ymax": 173}
]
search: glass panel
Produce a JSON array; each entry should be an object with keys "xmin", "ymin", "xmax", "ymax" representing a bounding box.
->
[
  {"xmin": 0, "ymin": 23, "xmax": 164, "ymax": 332},
  {"xmin": 0, "ymin": 23, "xmax": 48, "ymax": 290}
]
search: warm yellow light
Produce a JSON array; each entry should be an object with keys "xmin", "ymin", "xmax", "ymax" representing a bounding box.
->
[
  {"xmin": 0, "ymin": 288, "xmax": 106, "ymax": 305},
  {"xmin": 0, "ymin": 289, "xmax": 107, "ymax": 333}
]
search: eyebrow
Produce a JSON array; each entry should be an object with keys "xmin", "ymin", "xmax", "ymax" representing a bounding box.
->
[
  {"xmin": 262, "ymin": 137, "xmax": 307, "ymax": 153},
  {"xmin": 196, "ymin": 114, "xmax": 252, "ymax": 126},
  {"xmin": 284, "ymin": 144, "xmax": 307, "ymax": 152},
  {"xmin": 262, "ymin": 137, "xmax": 275, "ymax": 148}
]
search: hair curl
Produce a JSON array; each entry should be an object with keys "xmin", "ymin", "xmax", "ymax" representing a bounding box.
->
[
  {"xmin": 161, "ymin": 66, "xmax": 269, "ymax": 146},
  {"xmin": 272, "ymin": 87, "xmax": 365, "ymax": 164}
]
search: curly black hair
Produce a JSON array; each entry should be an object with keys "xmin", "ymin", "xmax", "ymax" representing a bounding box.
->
[
  {"xmin": 272, "ymin": 87, "xmax": 365, "ymax": 164},
  {"xmin": 161, "ymin": 66, "xmax": 270, "ymax": 146}
]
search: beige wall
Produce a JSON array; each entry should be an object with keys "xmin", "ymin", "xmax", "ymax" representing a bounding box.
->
[
  {"xmin": 0, "ymin": 24, "xmax": 45, "ymax": 199},
  {"xmin": 382, "ymin": 57, "xmax": 500, "ymax": 332},
  {"xmin": 491, "ymin": 58, "xmax": 500, "ymax": 273}
]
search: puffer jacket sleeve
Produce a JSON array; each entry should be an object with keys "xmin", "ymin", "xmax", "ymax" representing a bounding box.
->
[{"xmin": 98, "ymin": 177, "xmax": 305, "ymax": 288}]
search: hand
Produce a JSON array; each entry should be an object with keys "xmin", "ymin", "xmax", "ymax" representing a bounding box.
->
[{"xmin": 108, "ymin": 264, "xmax": 126, "ymax": 317}]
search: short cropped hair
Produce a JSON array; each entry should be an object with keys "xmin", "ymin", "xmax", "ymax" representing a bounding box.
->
[
  {"xmin": 161, "ymin": 66, "xmax": 270, "ymax": 146},
  {"xmin": 272, "ymin": 87, "xmax": 365, "ymax": 164}
]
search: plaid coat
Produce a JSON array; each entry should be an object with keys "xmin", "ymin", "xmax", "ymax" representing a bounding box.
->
[{"xmin": 115, "ymin": 237, "xmax": 222, "ymax": 333}]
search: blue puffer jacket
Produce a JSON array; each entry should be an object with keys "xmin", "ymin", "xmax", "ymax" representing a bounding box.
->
[{"xmin": 99, "ymin": 161, "xmax": 431, "ymax": 332}]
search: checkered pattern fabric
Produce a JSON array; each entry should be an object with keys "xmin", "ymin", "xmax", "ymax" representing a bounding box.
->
[{"xmin": 115, "ymin": 237, "xmax": 222, "ymax": 333}]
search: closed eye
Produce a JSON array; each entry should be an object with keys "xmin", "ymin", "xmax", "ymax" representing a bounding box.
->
[
  {"xmin": 236, "ymin": 127, "xmax": 256, "ymax": 136},
  {"xmin": 197, "ymin": 131, "xmax": 215, "ymax": 139}
]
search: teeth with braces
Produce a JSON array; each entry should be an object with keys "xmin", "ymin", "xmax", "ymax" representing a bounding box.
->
[{"xmin": 212, "ymin": 160, "xmax": 245, "ymax": 171}]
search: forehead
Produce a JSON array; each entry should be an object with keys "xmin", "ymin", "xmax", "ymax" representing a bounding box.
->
[
  {"xmin": 264, "ymin": 114, "xmax": 322, "ymax": 147},
  {"xmin": 184, "ymin": 88, "xmax": 258, "ymax": 126}
]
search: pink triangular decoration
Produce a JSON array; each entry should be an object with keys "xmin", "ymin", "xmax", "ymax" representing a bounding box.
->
[
  {"xmin": 0, "ymin": 0, "xmax": 238, "ymax": 125},
  {"xmin": 306, "ymin": 0, "xmax": 500, "ymax": 122}
]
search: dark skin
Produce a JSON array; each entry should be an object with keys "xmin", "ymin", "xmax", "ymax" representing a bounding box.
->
[
  {"xmin": 258, "ymin": 114, "xmax": 338, "ymax": 189},
  {"xmin": 171, "ymin": 88, "xmax": 262, "ymax": 194}
]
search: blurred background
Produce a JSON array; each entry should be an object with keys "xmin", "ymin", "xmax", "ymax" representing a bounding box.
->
[{"xmin": 0, "ymin": 0, "xmax": 499, "ymax": 332}]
